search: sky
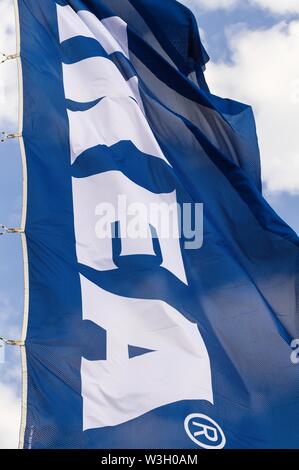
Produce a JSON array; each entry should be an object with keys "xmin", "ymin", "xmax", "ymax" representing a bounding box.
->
[{"xmin": 0, "ymin": 0, "xmax": 298, "ymax": 449}]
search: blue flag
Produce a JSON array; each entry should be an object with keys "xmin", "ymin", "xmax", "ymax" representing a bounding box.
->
[{"xmin": 17, "ymin": 0, "xmax": 299, "ymax": 449}]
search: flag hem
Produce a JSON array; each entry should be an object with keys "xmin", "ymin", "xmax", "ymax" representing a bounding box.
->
[{"xmin": 14, "ymin": 0, "xmax": 29, "ymax": 451}]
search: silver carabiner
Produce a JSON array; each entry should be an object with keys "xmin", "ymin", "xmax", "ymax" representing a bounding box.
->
[
  {"xmin": 0, "ymin": 225, "xmax": 23, "ymax": 236},
  {"xmin": 0, "ymin": 52, "xmax": 20, "ymax": 64},
  {"xmin": 0, "ymin": 337, "xmax": 24, "ymax": 346},
  {"xmin": 0, "ymin": 131, "xmax": 22, "ymax": 143}
]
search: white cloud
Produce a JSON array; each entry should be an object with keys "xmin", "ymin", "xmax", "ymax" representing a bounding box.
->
[
  {"xmin": 0, "ymin": 0, "xmax": 15, "ymax": 50},
  {"xmin": 0, "ymin": 5, "xmax": 22, "ymax": 451},
  {"xmin": 249, "ymin": 0, "xmax": 299, "ymax": 15},
  {"xmin": 205, "ymin": 21, "xmax": 299, "ymax": 193},
  {"xmin": 0, "ymin": 383, "xmax": 20, "ymax": 449},
  {"xmin": 180, "ymin": 0, "xmax": 239, "ymax": 12},
  {"xmin": 0, "ymin": 0, "xmax": 18, "ymax": 127},
  {"xmin": 182, "ymin": 0, "xmax": 299, "ymax": 14},
  {"xmin": 0, "ymin": 293, "xmax": 22, "ymax": 449},
  {"xmin": 0, "ymin": 293, "xmax": 22, "ymax": 339}
]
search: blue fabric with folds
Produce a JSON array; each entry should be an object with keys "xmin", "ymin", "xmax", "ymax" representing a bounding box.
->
[{"xmin": 19, "ymin": 0, "xmax": 299, "ymax": 449}]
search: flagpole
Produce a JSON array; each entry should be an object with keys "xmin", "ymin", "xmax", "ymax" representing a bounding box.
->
[{"xmin": 13, "ymin": 0, "xmax": 29, "ymax": 451}]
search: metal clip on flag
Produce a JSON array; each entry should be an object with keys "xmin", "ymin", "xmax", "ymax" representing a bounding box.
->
[
  {"xmin": 0, "ymin": 225, "xmax": 24, "ymax": 236},
  {"xmin": 0, "ymin": 131, "xmax": 22, "ymax": 143},
  {"xmin": 0, "ymin": 337, "xmax": 24, "ymax": 347},
  {"xmin": 0, "ymin": 52, "xmax": 20, "ymax": 64}
]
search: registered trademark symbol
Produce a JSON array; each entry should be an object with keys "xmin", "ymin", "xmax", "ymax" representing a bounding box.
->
[{"xmin": 184, "ymin": 413, "xmax": 226, "ymax": 449}]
